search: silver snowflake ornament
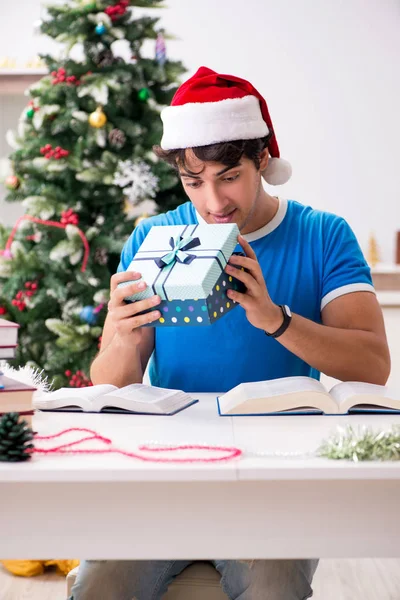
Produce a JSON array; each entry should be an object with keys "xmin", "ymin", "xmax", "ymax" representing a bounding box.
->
[{"xmin": 113, "ymin": 159, "xmax": 159, "ymax": 205}]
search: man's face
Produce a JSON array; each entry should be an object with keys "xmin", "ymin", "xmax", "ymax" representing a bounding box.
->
[{"xmin": 178, "ymin": 149, "xmax": 268, "ymax": 233}]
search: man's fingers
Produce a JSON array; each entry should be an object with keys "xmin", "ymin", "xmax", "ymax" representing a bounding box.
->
[
  {"xmin": 228, "ymin": 255, "xmax": 264, "ymax": 285},
  {"xmin": 226, "ymin": 288, "xmax": 249, "ymax": 309},
  {"xmin": 112, "ymin": 279, "xmax": 149, "ymax": 306},
  {"xmin": 111, "ymin": 295, "xmax": 161, "ymax": 319},
  {"xmin": 110, "ymin": 271, "xmax": 141, "ymax": 293},
  {"xmin": 114, "ymin": 310, "xmax": 162, "ymax": 334},
  {"xmin": 225, "ymin": 264, "xmax": 259, "ymax": 295},
  {"xmin": 238, "ymin": 234, "xmax": 257, "ymax": 259}
]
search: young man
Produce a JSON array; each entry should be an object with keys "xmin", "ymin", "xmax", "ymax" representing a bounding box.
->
[{"xmin": 79, "ymin": 67, "xmax": 390, "ymax": 600}]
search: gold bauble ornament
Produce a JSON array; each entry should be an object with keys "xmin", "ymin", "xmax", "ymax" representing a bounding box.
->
[
  {"xmin": 134, "ymin": 213, "xmax": 149, "ymax": 226},
  {"xmin": 89, "ymin": 107, "xmax": 107, "ymax": 128},
  {"xmin": 123, "ymin": 199, "xmax": 132, "ymax": 216}
]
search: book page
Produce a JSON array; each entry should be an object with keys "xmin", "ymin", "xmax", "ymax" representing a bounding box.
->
[
  {"xmin": 155, "ymin": 391, "xmax": 194, "ymax": 414},
  {"xmin": 34, "ymin": 384, "xmax": 117, "ymax": 411},
  {"xmin": 218, "ymin": 390, "xmax": 336, "ymax": 415},
  {"xmin": 218, "ymin": 377, "xmax": 335, "ymax": 415},
  {"xmin": 98, "ymin": 385, "xmax": 194, "ymax": 414},
  {"xmin": 102, "ymin": 384, "xmax": 179, "ymax": 403},
  {"xmin": 330, "ymin": 381, "xmax": 392, "ymax": 404},
  {"xmin": 330, "ymin": 381, "xmax": 400, "ymax": 412},
  {"xmin": 249, "ymin": 376, "xmax": 327, "ymax": 397},
  {"xmin": 220, "ymin": 377, "xmax": 327, "ymax": 404}
]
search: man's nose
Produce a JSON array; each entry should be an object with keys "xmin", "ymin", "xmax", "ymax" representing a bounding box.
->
[{"xmin": 205, "ymin": 185, "xmax": 230, "ymax": 213}]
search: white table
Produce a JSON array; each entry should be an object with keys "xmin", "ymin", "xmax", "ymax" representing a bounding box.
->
[{"xmin": 1, "ymin": 394, "xmax": 400, "ymax": 560}]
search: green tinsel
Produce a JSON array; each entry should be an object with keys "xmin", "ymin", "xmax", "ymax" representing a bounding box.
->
[{"xmin": 317, "ymin": 425, "xmax": 400, "ymax": 462}]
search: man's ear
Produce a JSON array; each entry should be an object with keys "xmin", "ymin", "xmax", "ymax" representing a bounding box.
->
[{"xmin": 259, "ymin": 148, "xmax": 269, "ymax": 172}]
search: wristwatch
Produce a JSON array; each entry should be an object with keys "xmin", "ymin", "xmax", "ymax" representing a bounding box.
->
[{"xmin": 264, "ymin": 305, "xmax": 292, "ymax": 338}]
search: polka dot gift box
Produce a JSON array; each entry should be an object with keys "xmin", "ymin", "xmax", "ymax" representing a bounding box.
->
[{"xmin": 119, "ymin": 223, "xmax": 246, "ymax": 327}]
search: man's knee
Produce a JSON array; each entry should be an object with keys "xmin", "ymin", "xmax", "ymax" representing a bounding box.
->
[
  {"xmin": 249, "ymin": 559, "xmax": 319, "ymax": 600},
  {"xmin": 220, "ymin": 559, "xmax": 319, "ymax": 600},
  {"xmin": 69, "ymin": 561, "xmax": 114, "ymax": 600},
  {"xmin": 69, "ymin": 559, "xmax": 189, "ymax": 600},
  {"xmin": 69, "ymin": 560, "xmax": 140, "ymax": 600}
]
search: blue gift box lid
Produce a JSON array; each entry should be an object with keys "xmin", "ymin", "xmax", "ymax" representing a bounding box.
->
[{"xmin": 122, "ymin": 223, "xmax": 240, "ymax": 302}]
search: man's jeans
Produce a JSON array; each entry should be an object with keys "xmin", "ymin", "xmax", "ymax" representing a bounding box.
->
[{"xmin": 69, "ymin": 558, "xmax": 319, "ymax": 600}]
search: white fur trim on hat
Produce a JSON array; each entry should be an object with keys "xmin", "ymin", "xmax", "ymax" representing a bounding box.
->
[
  {"xmin": 262, "ymin": 157, "xmax": 292, "ymax": 186},
  {"xmin": 160, "ymin": 95, "xmax": 268, "ymax": 150}
]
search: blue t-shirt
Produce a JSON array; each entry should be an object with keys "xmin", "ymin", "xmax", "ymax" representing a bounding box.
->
[{"xmin": 117, "ymin": 199, "xmax": 374, "ymax": 393}]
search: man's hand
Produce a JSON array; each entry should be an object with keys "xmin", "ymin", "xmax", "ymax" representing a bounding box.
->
[
  {"xmin": 92, "ymin": 271, "xmax": 158, "ymax": 386},
  {"xmin": 225, "ymin": 235, "xmax": 282, "ymax": 333},
  {"xmin": 107, "ymin": 271, "xmax": 162, "ymax": 340}
]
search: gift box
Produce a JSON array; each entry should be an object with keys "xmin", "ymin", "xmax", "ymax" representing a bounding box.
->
[{"xmin": 119, "ymin": 223, "xmax": 246, "ymax": 326}]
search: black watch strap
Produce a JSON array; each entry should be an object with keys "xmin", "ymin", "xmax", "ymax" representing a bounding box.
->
[{"xmin": 265, "ymin": 305, "xmax": 292, "ymax": 338}]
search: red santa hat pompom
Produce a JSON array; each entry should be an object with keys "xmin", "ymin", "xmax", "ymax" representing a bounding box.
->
[{"xmin": 160, "ymin": 66, "xmax": 292, "ymax": 185}]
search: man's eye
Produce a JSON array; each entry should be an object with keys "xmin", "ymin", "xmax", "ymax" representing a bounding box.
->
[
  {"xmin": 223, "ymin": 174, "xmax": 240, "ymax": 183},
  {"xmin": 186, "ymin": 181, "xmax": 202, "ymax": 189}
]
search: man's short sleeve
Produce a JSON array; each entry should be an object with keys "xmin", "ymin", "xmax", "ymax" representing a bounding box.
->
[
  {"xmin": 116, "ymin": 224, "xmax": 148, "ymax": 273},
  {"xmin": 321, "ymin": 216, "xmax": 375, "ymax": 310}
]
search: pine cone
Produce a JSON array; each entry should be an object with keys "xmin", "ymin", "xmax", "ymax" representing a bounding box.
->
[
  {"xmin": 108, "ymin": 128, "xmax": 126, "ymax": 149},
  {"xmin": 94, "ymin": 247, "xmax": 108, "ymax": 265},
  {"xmin": 97, "ymin": 49, "xmax": 115, "ymax": 68},
  {"xmin": 0, "ymin": 413, "xmax": 34, "ymax": 462}
]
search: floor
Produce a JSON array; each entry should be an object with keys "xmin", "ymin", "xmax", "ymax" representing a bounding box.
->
[{"xmin": 1, "ymin": 559, "xmax": 400, "ymax": 599}]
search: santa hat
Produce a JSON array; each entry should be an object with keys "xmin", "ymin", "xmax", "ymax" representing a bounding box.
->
[{"xmin": 160, "ymin": 66, "xmax": 292, "ymax": 185}]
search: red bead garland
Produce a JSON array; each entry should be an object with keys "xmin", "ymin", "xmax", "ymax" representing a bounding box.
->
[
  {"xmin": 32, "ymin": 427, "xmax": 243, "ymax": 463},
  {"xmin": 0, "ymin": 214, "xmax": 90, "ymax": 273}
]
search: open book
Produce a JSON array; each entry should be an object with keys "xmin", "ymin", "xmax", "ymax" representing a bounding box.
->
[
  {"xmin": 34, "ymin": 383, "xmax": 198, "ymax": 415},
  {"xmin": 217, "ymin": 376, "xmax": 400, "ymax": 416}
]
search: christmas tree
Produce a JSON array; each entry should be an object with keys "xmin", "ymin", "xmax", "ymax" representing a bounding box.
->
[{"xmin": 0, "ymin": 0, "xmax": 186, "ymax": 389}]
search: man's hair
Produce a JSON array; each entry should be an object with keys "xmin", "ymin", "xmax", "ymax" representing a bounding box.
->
[{"xmin": 153, "ymin": 134, "xmax": 272, "ymax": 176}]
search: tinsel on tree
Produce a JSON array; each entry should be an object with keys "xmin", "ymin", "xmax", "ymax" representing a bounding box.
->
[{"xmin": 0, "ymin": 0, "xmax": 186, "ymax": 389}]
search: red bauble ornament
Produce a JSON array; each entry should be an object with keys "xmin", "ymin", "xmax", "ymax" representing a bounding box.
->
[{"xmin": 5, "ymin": 175, "xmax": 20, "ymax": 190}]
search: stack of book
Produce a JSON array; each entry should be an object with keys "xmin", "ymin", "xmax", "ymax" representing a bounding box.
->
[
  {"xmin": 0, "ymin": 318, "xmax": 19, "ymax": 360},
  {"xmin": 0, "ymin": 318, "xmax": 36, "ymax": 425}
]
